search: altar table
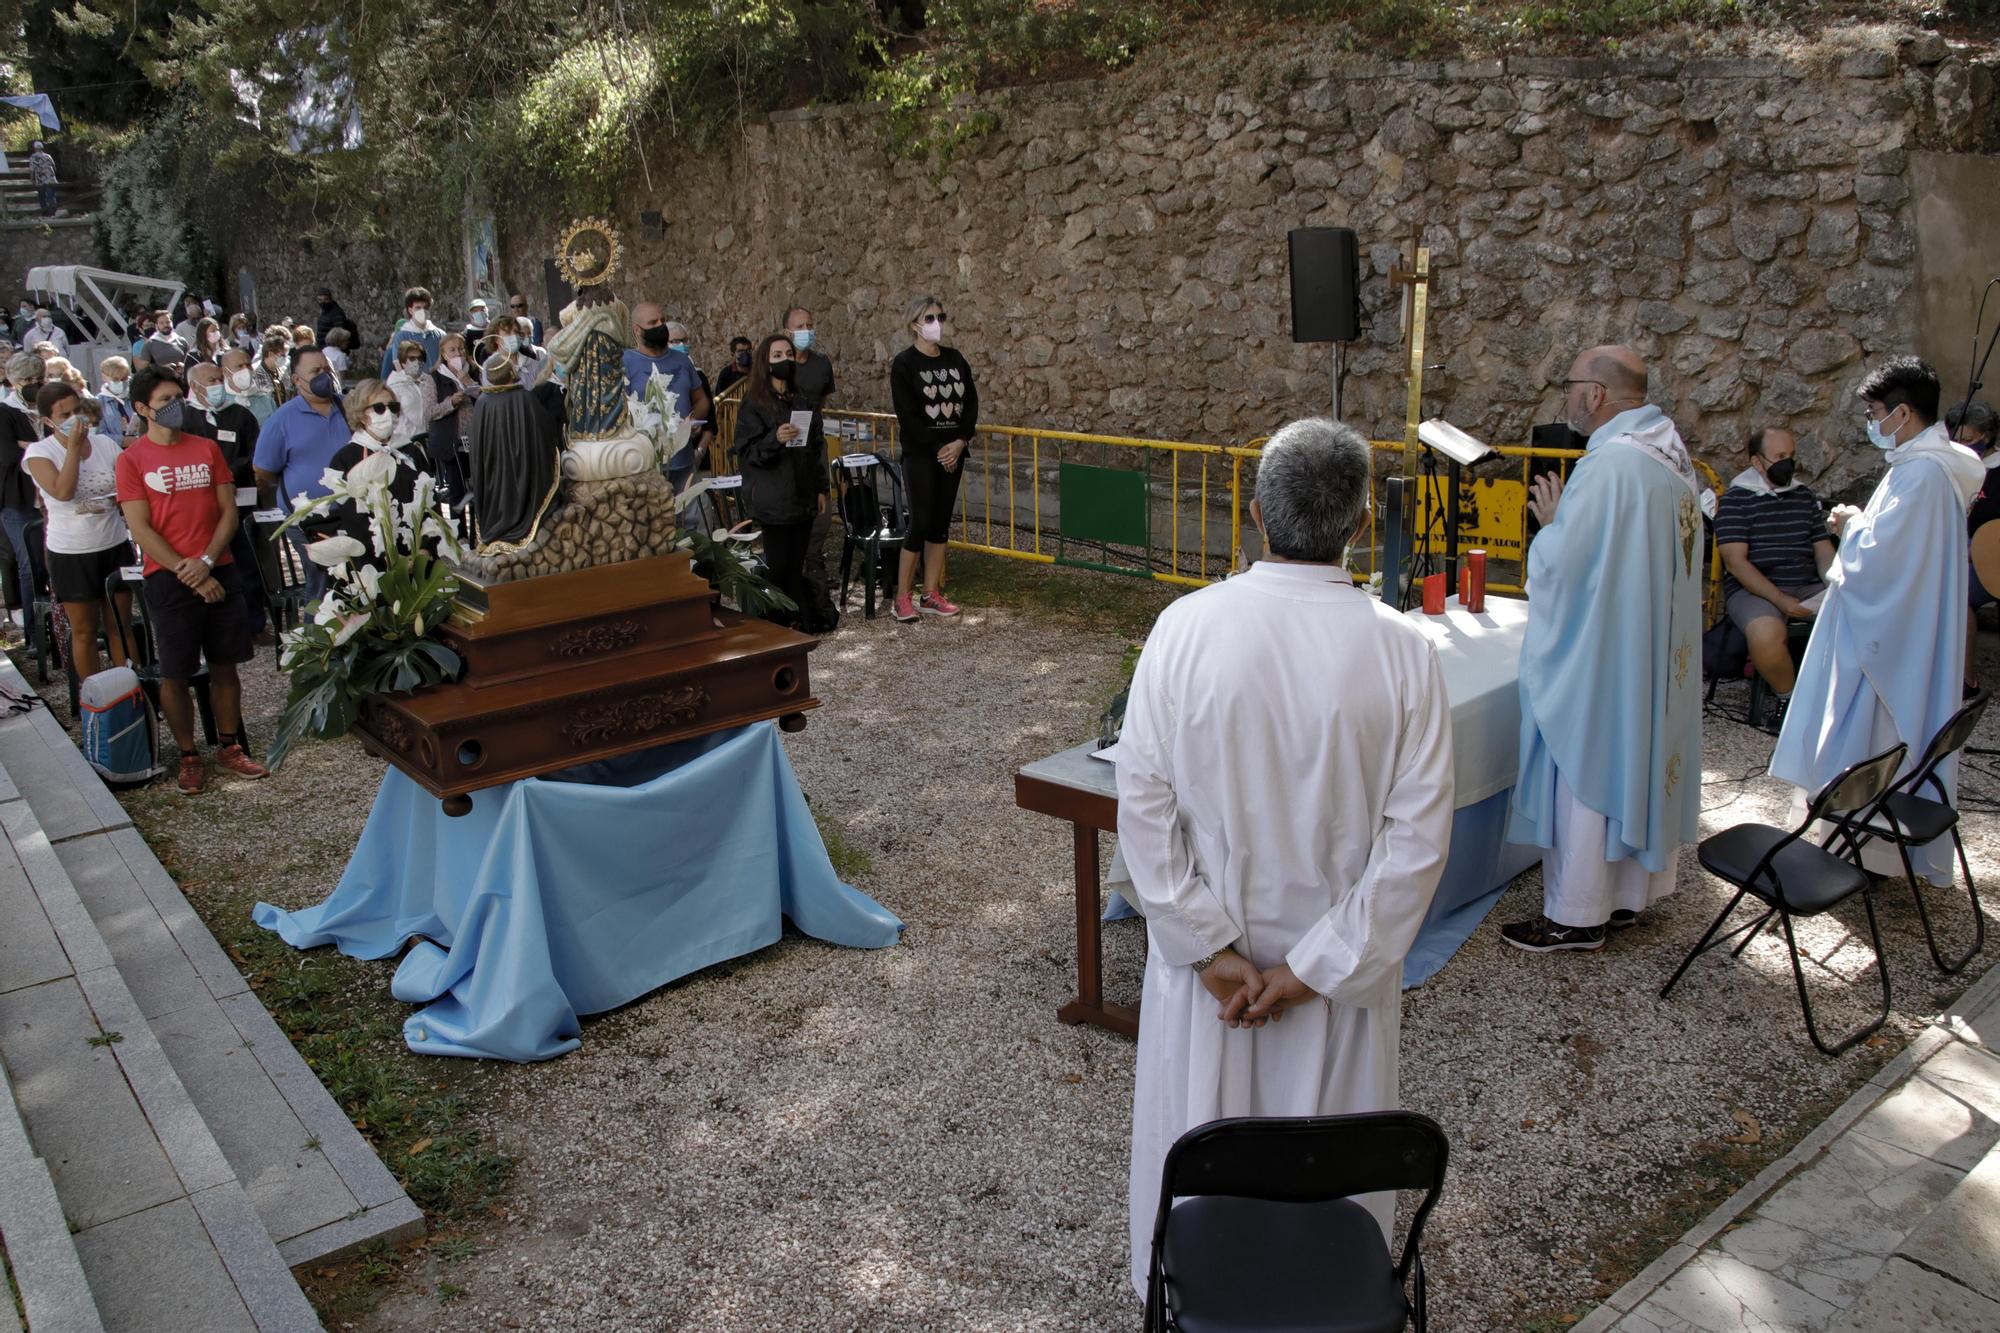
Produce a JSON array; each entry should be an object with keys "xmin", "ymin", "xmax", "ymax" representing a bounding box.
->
[
  {"xmin": 1014, "ymin": 595, "xmax": 1539, "ymax": 1038},
  {"xmin": 255, "ymin": 722, "xmax": 903, "ymax": 1061}
]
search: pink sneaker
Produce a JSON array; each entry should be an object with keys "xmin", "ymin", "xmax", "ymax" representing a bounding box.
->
[
  {"xmin": 920, "ymin": 591, "xmax": 961, "ymax": 617},
  {"xmin": 892, "ymin": 594, "xmax": 919, "ymax": 623}
]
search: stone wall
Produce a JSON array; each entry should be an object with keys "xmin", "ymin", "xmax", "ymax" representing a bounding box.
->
[
  {"xmin": 486, "ymin": 26, "xmax": 1996, "ymax": 496},
  {"xmin": 1, "ymin": 218, "xmax": 103, "ymax": 285}
]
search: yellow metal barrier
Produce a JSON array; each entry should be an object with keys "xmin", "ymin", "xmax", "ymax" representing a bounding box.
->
[{"xmin": 708, "ymin": 392, "xmax": 1723, "ymax": 613}]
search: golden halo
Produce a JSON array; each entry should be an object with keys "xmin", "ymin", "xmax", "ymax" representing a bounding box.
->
[{"xmin": 555, "ymin": 218, "xmax": 622, "ymax": 289}]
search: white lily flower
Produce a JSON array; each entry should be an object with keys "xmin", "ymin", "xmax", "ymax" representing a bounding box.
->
[
  {"xmin": 348, "ymin": 448, "xmax": 398, "ymax": 493},
  {"xmin": 307, "ymin": 534, "xmax": 367, "ymax": 567},
  {"xmin": 357, "ymin": 565, "xmax": 383, "ymax": 601},
  {"xmin": 331, "ymin": 612, "xmax": 369, "ymax": 646}
]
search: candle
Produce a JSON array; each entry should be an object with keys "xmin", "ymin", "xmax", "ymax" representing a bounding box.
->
[
  {"xmin": 1468, "ymin": 549, "xmax": 1487, "ymax": 612},
  {"xmin": 1423, "ymin": 572, "xmax": 1446, "ymax": 615}
]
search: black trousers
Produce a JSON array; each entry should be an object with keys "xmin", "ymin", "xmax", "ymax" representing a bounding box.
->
[
  {"xmin": 760, "ymin": 519, "xmax": 814, "ymax": 626},
  {"xmin": 902, "ymin": 445, "xmax": 964, "ymax": 553}
]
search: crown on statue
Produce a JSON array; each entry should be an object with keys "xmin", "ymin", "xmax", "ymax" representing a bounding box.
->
[{"xmin": 554, "ymin": 217, "xmax": 623, "ymax": 289}]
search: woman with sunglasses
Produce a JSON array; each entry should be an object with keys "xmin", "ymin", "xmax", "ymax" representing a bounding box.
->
[
  {"xmin": 319, "ymin": 379, "xmax": 432, "ymax": 558},
  {"xmin": 889, "ymin": 294, "xmax": 978, "ymax": 622}
]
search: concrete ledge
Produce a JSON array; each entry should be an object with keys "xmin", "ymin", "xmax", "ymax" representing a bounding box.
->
[{"xmin": 0, "ymin": 1063, "xmax": 105, "ymax": 1333}]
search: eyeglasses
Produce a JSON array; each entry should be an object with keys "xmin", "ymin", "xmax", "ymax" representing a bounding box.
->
[
  {"xmin": 510, "ymin": 302, "xmax": 527, "ymax": 311},
  {"xmin": 924, "ymin": 311, "xmax": 949, "ymax": 323},
  {"xmin": 366, "ymin": 401, "xmax": 403, "ymax": 417}
]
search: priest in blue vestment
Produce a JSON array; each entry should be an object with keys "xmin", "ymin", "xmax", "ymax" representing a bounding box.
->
[
  {"xmin": 1772, "ymin": 357, "xmax": 1985, "ymax": 884},
  {"xmin": 1503, "ymin": 346, "xmax": 1704, "ymax": 952}
]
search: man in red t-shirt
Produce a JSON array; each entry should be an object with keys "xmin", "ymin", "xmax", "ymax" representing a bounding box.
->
[{"xmin": 115, "ymin": 366, "xmax": 269, "ymax": 795}]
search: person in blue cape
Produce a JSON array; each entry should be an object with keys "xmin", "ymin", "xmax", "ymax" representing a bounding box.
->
[
  {"xmin": 1503, "ymin": 345, "xmax": 1704, "ymax": 953},
  {"xmin": 1771, "ymin": 357, "xmax": 1985, "ymax": 885}
]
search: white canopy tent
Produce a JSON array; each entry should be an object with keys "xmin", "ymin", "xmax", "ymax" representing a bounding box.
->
[{"xmin": 23, "ymin": 265, "xmax": 186, "ymax": 380}]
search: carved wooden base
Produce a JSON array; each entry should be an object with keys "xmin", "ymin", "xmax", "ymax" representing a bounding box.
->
[{"xmin": 355, "ymin": 553, "xmax": 818, "ymax": 806}]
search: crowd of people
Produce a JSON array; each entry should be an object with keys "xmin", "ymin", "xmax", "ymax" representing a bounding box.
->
[{"xmin": 0, "ymin": 277, "xmax": 987, "ymax": 788}]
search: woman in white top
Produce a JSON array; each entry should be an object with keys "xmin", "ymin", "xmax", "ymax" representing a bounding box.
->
[
  {"xmin": 385, "ymin": 340, "xmax": 438, "ymax": 450},
  {"xmin": 24, "ymin": 382, "xmax": 133, "ymax": 676}
]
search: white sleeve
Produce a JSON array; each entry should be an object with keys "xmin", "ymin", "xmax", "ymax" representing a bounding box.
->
[
  {"xmin": 1286, "ymin": 644, "xmax": 1455, "ymax": 1003},
  {"xmin": 1114, "ymin": 624, "xmax": 1240, "ymax": 965}
]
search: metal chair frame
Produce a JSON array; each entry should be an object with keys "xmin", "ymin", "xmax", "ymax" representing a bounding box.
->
[{"xmin": 1662, "ymin": 743, "xmax": 1908, "ymax": 1056}]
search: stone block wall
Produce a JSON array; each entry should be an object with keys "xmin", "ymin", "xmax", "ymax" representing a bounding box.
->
[
  {"xmin": 488, "ymin": 27, "xmax": 1995, "ymax": 497},
  {"xmin": 1, "ymin": 218, "xmax": 104, "ymax": 286}
]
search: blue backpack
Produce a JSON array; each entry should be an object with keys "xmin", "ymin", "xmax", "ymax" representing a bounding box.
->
[{"xmin": 79, "ymin": 667, "xmax": 158, "ymax": 786}]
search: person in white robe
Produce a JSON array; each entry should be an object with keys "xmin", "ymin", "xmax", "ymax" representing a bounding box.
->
[
  {"xmin": 1772, "ymin": 357, "xmax": 1985, "ymax": 884},
  {"xmin": 1118, "ymin": 417, "xmax": 1454, "ymax": 1297},
  {"xmin": 1503, "ymin": 345, "xmax": 1703, "ymax": 952}
]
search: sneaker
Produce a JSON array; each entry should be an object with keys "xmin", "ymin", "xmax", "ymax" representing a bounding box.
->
[
  {"xmin": 177, "ymin": 755, "xmax": 207, "ymax": 797},
  {"xmin": 919, "ymin": 591, "xmax": 961, "ymax": 617},
  {"xmin": 892, "ymin": 595, "xmax": 920, "ymax": 623},
  {"xmin": 1762, "ymin": 693, "xmax": 1790, "ymax": 736},
  {"xmin": 1500, "ymin": 915, "xmax": 1606, "ymax": 952},
  {"xmin": 1608, "ymin": 909, "xmax": 1640, "ymax": 931},
  {"xmin": 215, "ymin": 744, "xmax": 269, "ymax": 780}
]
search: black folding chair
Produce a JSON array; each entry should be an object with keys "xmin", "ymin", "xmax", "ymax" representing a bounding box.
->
[
  {"xmin": 246, "ymin": 511, "xmax": 312, "ymax": 667},
  {"xmin": 1662, "ymin": 743, "xmax": 1908, "ymax": 1056},
  {"xmin": 834, "ymin": 453, "xmax": 909, "ymax": 621},
  {"xmin": 103, "ymin": 570, "xmax": 219, "ymax": 748},
  {"xmin": 1145, "ymin": 1113, "xmax": 1448, "ymax": 1333},
  {"xmin": 1847, "ymin": 690, "xmax": 1990, "ymax": 974}
]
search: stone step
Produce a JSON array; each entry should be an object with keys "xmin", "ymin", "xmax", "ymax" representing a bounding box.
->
[
  {"xmin": 1, "ymin": 1059, "xmax": 105, "ymax": 1332},
  {"xmin": 0, "ymin": 658, "xmax": 421, "ymax": 1268},
  {"xmin": 1830, "ymin": 1139, "xmax": 2000, "ymax": 1330}
]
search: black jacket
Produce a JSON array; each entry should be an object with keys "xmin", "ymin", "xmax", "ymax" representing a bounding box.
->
[
  {"xmin": 0, "ymin": 403, "xmax": 40, "ymax": 512},
  {"xmin": 733, "ymin": 391, "xmax": 827, "ymax": 527},
  {"xmin": 315, "ymin": 301, "xmax": 359, "ymax": 350},
  {"xmin": 186, "ymin": 402, "xmax": 262, "ymax": 489}
]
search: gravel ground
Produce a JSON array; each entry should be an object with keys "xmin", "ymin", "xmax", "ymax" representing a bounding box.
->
[{"xmin": 23, "ymin": 592, "xmax": 2000, "ymax": 1331}]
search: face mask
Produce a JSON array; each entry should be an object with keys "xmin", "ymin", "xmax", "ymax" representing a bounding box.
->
[
  {"xmin": 1865, "ymin": 410, "xmax": 1897, "ymax": 451},
  {"xmin": 668, "ymin": 342, "xmax": 689, "ymax": 356},
  {"xmin": 227, "ymin": 368, "xmax": 252, "ymax": 393},
  {"xmin": 734, "ymin": 351, "xmax": 751, "ymax": 368},
  {"xmin": 401, "ymin": 360, "xmax": 423, "ymax": 377},
  {"xmin": 151, "ymin": 399, "xmax": 186, "ymax": 432},
  {"xmin": 410, "ymin": 308, "xmax": 430, "ymax": 328},
  {"xmin": 640, "ymin": 325, "xmax": 671, "ymax": 351},
  {"xmin": 447, "ymin": 355, "xmax": 466, "ymax": 373},
  {"xmin": 1764, "ymin": 458, "xmax": 1798, "ymax": 488},
  {"xmin": 501, "ymin": 335, "xmax": 521, "ymax": 355},
  {"xmin": 470, "ymin": 310, "xmax": 488, "ymax": 329},
  {"xmin": 195, "ymin": 383, "xmax": 225, "ymax": 409},
  {"xmin": 919, "ymin": 318, "xmax": 943, "ymax": 342},
  {"xmin": 365, "ymin": 410, "xmax": 396, "ymax": 442},
  {"xmin": 308, "ymin": 370, "xmax": 338, "ymax": 400},
  {"xmin": 790, "ymin": 328, "xmax": 814, "ymax": 352},
  {"xmin": 769, "ymin": 360, "xmax": 795, "ymax": 383},
  {"xmin": 105, "ymin": 379, "xmax": 129, "ymax": 399},
  {"xmin": 35, "ymin": 316, "xmax": 50, "ymax": 330}
]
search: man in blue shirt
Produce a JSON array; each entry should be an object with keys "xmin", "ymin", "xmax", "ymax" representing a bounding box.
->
[
  {"xmin": 379, "ymin": 286, "xmax": 446, "ymax": 379},
  {"xmin": 621, "ymin": 301, "xmax": 696, "ymax": 412},
  {"xmin": 252, "ymin": 347, "xmax": 351, "ymax": 601}
]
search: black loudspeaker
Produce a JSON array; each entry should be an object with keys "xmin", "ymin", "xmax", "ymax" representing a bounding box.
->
[{"xmin": 1289, "ymin": 227, "xmax": 1361, "ymax": 343}]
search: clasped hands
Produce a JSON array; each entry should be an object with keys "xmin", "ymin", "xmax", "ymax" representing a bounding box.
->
[
  {"xmin": 173, "ymin": 555, "xmax": 227, "ymax": 603},
  {"xmin": 1198, "ymin": 948, "xmax": 1318, "ymax": 1029}
]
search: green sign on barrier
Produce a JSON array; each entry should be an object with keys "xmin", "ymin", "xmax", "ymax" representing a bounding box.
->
[{"xmin": 1058, "ymin": 462, "xmax": 1150, "ymax": 575}]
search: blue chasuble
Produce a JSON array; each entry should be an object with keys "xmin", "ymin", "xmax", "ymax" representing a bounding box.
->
[
  {"xmin": 1771, "ymin": 424, "xmax": 1983, "ymax": 882},
  {"xmin": 1509, "ymin": 405, "xmax": 1704, "ymax": 871}
]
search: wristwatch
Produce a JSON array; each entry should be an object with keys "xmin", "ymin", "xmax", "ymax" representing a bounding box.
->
[
  {"xmin": 1191, "ymin": 951, "xmax": 1222, "ymax": 974},
  {"xmin": 197, "ymin": 554, "xmax": 214, "ymax": 568}
]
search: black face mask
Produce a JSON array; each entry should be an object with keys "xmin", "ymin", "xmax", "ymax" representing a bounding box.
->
[
  {"xmin": 768, "ymin": 361, "xmax": 795, "ymax": 383},
  {"xmin": 639, "ymin": 325, "xmax": 671, "ymax": 351},
  {"xmin": 1765, "ymin": 458, "xmax": 1797, "ymax": 488},
  {"xmin": 733, "ymin": 351, "xmax": 751, "ymax": 368}
]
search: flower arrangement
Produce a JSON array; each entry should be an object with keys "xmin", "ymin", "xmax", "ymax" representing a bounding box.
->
[
  {"xmin": 265, "ymin": 450, "xmax": 465, "ymax": 770},
  {"xmin": 627, "ymin": 370, "xmax": 688, "ymax": 469}
]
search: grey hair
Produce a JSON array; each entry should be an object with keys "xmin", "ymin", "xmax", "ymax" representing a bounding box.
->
[
  {"xmin": 341, "ymin": 378, "xmax": 389, "ymax": 430},
  {"xmin": 904, "ymin": 293, "xmax": 943, "ymax": 335},
  {"xmin": 1255, "ymin": 418, "xmax": 1372, "ymax": 563}
]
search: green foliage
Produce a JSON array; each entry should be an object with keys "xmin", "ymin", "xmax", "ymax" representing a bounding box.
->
[
  {"xmin": 24, "ymin": 1, "xmax": 174, "ymax": 127},
  {"xmin": 95, "ymin": 112, "xmax": 220, "ymax": 286}
]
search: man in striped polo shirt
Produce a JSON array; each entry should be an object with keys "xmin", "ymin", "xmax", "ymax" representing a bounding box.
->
[{"xmin": 1715, "ymin": 426, "xmax": 1835, "ymax": 729}]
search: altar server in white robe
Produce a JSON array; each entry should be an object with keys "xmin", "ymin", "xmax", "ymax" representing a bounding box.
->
[
  {"xmin": 1119, "ymin": 417, "xmax": 1454, "ymax": 1296},
  {"xmin": 1772, "ymin": 357, "xmax": 1985, "ymax": 884},
  {"xmin": 1503, "ymin": 345, "xmax": 1704, "ymax": 953}
]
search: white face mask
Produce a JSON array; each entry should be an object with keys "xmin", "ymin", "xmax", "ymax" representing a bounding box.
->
[
  {"xmin": 447, "ymin": 355, "xmax": 466, "ymax": 373},
  {"xmin": 365, "ymin": 409, "xmax": 396, "ymax": 442},
  {"xmin": 195, "ymin": 382, "xmax": 225, "ymax": 409},
  {"xmin": 469, "ymin": 310, "xmax": 488, "ymax": 329},
  {"xmin": 501, "ymin": 334, "xmax": 521, "ymax": 355},
  {"xmin": 227, "ymin": 368, "xmax": 253, "ymax": 393},
  {"xmin": 104, "ymin": 379, "xmax": 129, "ymax": 399},
  {"xmin": 920, "ymin": 317, "xmax": 944, "ymax": 342},
  {"xmin": 35, "ymin": 316, "xmax": 50, "ymax": 329},
  {"xmin": 410, "ymin": 308, "xmax": 430, "ymax": 328},
  {"xmin": 400, "ymin": 360, "xmax": 423, "ymax": 378}
]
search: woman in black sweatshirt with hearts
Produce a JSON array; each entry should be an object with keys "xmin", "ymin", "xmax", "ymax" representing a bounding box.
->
[{"xmin": 888, "ymin": 294, "xmax": 979, "ymax": 622}]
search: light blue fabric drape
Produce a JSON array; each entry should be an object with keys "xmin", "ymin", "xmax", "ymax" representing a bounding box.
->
[{"xmin": 253, "ymin": 723, "xmax": 903, "ymax": 1061}]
